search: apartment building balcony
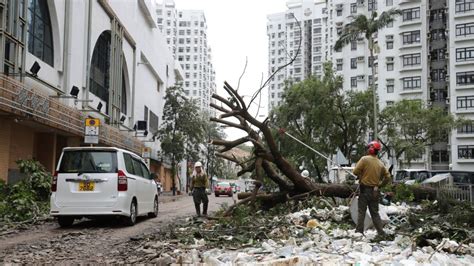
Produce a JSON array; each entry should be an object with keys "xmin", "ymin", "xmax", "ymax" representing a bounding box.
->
[
  {"xmin": 430, "ymin": 39, "xmax": 447, "ymax": 50},
  {"xmin": 429, "ymin": 19, "xmax": 447, "ymax": 30},
  {"xmin": 430, "ymin": 1, "xmax": 446, "ymax": 10},
  {"xmin": 430, "ymin": 59, "xmax": 447, "ymax": 69},
  {"xmin": 431, "ymin": 100, "xmax": 448, "ymax": 109},
  {"xmin": 430, "ymin": 80, "xmax": 448, "ymax": 90}
]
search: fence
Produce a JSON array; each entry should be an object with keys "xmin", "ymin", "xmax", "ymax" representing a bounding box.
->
[{"xmin": 435, "ymin": 184, "xmax": 474, "ymax": 204}]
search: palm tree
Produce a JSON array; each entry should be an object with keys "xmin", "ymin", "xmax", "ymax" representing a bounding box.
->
[{"xmin": 334, "ymin": 9, "xmax": 401, "ymax": 140}]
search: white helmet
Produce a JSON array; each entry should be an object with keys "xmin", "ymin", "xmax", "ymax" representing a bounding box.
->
[
  {"xmin": 301, "ymin": 170, "xmax": 309, "ymax": 178},
  {"xmin": 194, "ymin": 161, "xmax": 202, "ymax": 168}
]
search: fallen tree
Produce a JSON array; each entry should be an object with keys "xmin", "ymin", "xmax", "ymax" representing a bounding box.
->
[
  {"xmin": 209, "ymin": 17, "xmax": 436, "ymax": 212},
  {"xmin": 209, "ymin": 81, "xmax": 437, "ymax": 212}
]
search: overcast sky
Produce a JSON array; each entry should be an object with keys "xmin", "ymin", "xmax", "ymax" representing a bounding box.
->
[{"xmin": 173, "ymin": 0, "xmax": 289, "ymax": 140}]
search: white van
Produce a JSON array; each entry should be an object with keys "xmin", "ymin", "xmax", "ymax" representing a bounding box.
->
[{"xmin": 50, "ymin": 147, "xmax": 159, "ymax": 227}]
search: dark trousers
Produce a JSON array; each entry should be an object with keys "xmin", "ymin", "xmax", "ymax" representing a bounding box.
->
[
  {"xmin": 356, "ymin": 185, "xmax": 385, "ymax": 235},
  {"xmin": 192, "ymin": 187, "xmax": 209, "ymax": 215}
]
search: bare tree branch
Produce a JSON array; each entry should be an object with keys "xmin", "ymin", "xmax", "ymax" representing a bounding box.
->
[
  {"xmin": 210, "ymin": 117, "xmax": 246, "ymax": 131},
  {"xmin": 236, "ymin": 56, "xmax": 248, "ymax": 92}
]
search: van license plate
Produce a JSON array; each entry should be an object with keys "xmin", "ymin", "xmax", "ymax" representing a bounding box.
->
[{"xmin": 79, "ymin": 181, "xmax": 95, "ymax": 191}]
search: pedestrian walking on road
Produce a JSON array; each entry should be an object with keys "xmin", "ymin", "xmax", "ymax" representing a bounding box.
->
[
  {"xmin": 190, "ymin": 161, "xmax": 209, "ymax": 217},
  {"xmin": 353, "ymin": 141, "xmax": 391, "ymax": 236}
]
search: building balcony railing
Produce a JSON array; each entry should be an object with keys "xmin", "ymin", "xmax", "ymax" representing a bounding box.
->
[{"xmin": 0, "ymin": 75, "xmax": 143, "ymax": 154}]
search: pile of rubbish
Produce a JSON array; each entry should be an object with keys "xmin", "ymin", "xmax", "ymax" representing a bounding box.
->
[{"xmin": 118, "ymin": 198, "xmax": 473, "ymax": 265}]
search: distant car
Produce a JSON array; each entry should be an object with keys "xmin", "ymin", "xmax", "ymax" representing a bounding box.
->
[
  {"xmin": 50, "ymin": 147, "xmax": 159, "ymax": 227},
  {"xmin": 214, "ymin": 182, "xmax": 233, "ymax": 197},
  {"xmin": 230, "ymin": 183, "xmax": 240, "ymax": 193}
]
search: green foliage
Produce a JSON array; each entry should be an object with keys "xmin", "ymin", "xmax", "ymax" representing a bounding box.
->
[
  {"xmin": 379, "ymin": 100, "xmax": 460, "ymax": 166},
  {"xmin": 0, "ymin": 160, "xmax": 52, "ymax": 223},
  {"xmin": 273, "ymin": 62, "xmax": 372, "ymax": 174},
  {"xmin": 158, "ymin": 86, "xmax": 206, "ymax": 190}
]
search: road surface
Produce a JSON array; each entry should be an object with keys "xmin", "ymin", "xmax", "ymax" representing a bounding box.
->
[{"xmin": 0, "ymin": 194, "xmax": 234, "ymax": 264}]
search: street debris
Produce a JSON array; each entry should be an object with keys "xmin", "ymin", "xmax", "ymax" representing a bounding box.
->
[{"xmin": 113, "ymin": 197, "xmax": 473, "ymax": 265}]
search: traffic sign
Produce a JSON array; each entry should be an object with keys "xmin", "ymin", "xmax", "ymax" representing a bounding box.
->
[{"xmin": 84, "ymin": 118, "xmax": 100, "ymax": 144}]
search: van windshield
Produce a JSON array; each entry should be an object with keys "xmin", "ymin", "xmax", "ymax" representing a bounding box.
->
[{"xmin": 59, "ymin": 150, "xmax": 117, "ymax": 174}]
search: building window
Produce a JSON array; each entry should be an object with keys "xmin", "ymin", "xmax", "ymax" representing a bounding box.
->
[
  {"xmin": 387, "ymin": 62, "xmax": 394, "ymax": 71},
  {"xmin": 28, "ymin": 0, "xmax": 54, "ymax": 66},
  {"xmin": 351, "ymin": 77, "xmax": 357, "ymax": 88},
  {"xmin": 457, "ymin": 96, "xmax": 474, "ymax": 110},
  {"xmin": 402, "ymin": 53, "xmax": 421, "ymax": 66},
  {"xmin": 351, "ymin": 3, "xmax": 357, "ymax": 14},
  {"xmin": 336, "ymin": 59, "xmax": 343, "ymax": 71},
  {"xmin": 431, "ymin": 49, "xmax": 446, "ymax": 60},
  {"xmin": 368, "ymin": 0, "xmax": 377, "ymax": 11},
  {"xmin": 402, "ymin": 76, "xmax": 421, "ymax": 90},
  {"xmin": 386, "ymin": 0, "xmax": 393, "ymax": 6},
  {"xmin": 458, "ymin": 122, "xmax": 474, "ymax": 134},
  {"xmin": 90, "ymin": 31, "xmax": 111, "ymax": 105},
  {"xmin": 431, "ymin": 69, "xmax": 446, "ymax": 81},
  {"xmin": 457, "ymin": 71, "xmax": 474, "ymax": 85},
  {"xmin": 402, "ymin": 7, "xmax": 420, "ymax": 21},
  {"xmin": 456, "ymin": 23, "xmax": 474, "ymax": 37},
  {"xmin": 456, "ymin": 47, "xmax": 474, "ymax": 62},
  {"xmin": 431, "ymin": 29, "xmax": 446, "ymax": 40},
  {"xmin": 458, "ymin": 145, "xmax": 474, "ymax": 159},
  {"xmin": 351, "ymin": 40, "xmax": 357, "ymax": 50},
  {"xmin": 386, "ymin": 40, "xmax": 393, "ymax": 49},
  {"xmin": 368, "ymin": 56, "xmax": 375, "ymax": 68},
  {"xmin": 337, "ymin": 9, "xmax": 342, "ymax": 16},
  {"xmin": 402, "ymin": 30, "xmax": 421, "ymax": 45},
  {"xmin": 351, "ymin": 58, "xmax": 357, "ymax": 69},
  {"xmin": 386, "ymin": 101, "xmax": 394, "ymax": 106},
  {"xmin": 387, "ymin": 79, "xmax": 394, "ymax": 93},
  {"xmin": 456, "ymin": 0, "xmax": 474, "ymax": 13}
]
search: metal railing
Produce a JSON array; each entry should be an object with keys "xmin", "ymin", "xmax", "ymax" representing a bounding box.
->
[{"xmin": 436, "ymin": 184, "xmax": 474, "ymax": 203}]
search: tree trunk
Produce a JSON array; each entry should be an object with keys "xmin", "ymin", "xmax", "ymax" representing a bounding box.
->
[
  {"xmin": 171, "ymin": 159, "xmax": 176, "ymax": 196},
  {"xmin": 369, "ymin": 37, "xmax": 378, "ymax": 140}
]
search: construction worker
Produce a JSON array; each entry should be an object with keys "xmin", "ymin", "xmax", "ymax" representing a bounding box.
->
[
  {"xmin": 353, "ymin": 140, "xmax": 391, "ymax": 236},
  {"xmin": 190, "ymin": 162, "xmax": 209, "ymax": 217}
]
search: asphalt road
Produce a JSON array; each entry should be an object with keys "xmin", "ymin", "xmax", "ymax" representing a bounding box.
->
[{"xmin": 0, "ymin": 194, "xmax": 235, "ymax": 264}]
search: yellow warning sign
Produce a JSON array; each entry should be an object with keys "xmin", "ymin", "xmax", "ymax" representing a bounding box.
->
[{"xmin": 85, "ymin": 118, "xmax": 100, "ymax": 127}]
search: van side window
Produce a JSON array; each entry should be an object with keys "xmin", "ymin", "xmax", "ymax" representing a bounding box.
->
[
  {"xmin": 132, "ymin": 159, "xmax": 144, "ymax": 177},
  {"xmin": 123, "ymin": 153, "xmax": 135, "ymax": 175},
  {"xmin": 139, "ymin": 162, "xmax": 151, "ymax": 179}
]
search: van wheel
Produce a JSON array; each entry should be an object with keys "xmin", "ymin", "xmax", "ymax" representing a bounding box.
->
[
  {"xmin": 124, "ymin": 200, "xmax": 137, "ymax": 226},
  {"xmin": 57, "ymin": 216, "xmax": 74, "ymax": 227},
  {"xmin": 148, "ymin": 196, "xmax": 159, "ymax": 218}
]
